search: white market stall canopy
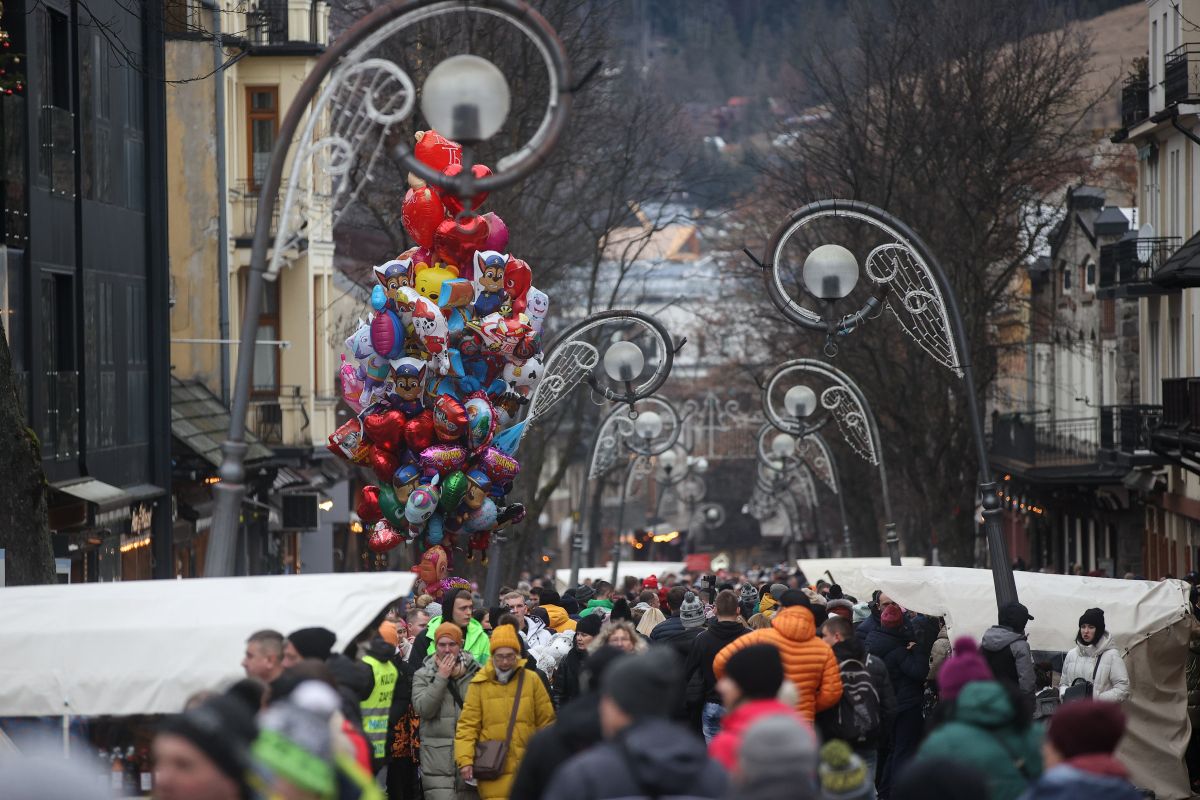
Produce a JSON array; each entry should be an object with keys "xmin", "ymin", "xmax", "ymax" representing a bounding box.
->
[
  {"xmin": 555, "ymin": 562, "xmax": 685, "ymax": 590},
  {"xmin": 0, "ymin": 572, "xmax": 414, "ymax": 718},
  {"xmin": 796, "ymin": 557, "xmax": 925, "ymax": 598},
  {"xmin": 859, "ymin": 566, "xmax": 1193, "ymax": 800}
]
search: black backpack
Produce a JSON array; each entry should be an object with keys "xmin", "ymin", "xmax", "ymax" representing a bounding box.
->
[{"xmin": 822, "ymin": 658, "xmax": 882, "ymax": 745}]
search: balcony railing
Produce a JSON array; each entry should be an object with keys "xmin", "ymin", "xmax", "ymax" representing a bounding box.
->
[
  {"xmin": 231, "ymin": 180, "xmax": 279, "ymax": 239},
  {"xmin": 250, "ymin": 385, "xmax": 310, "ymax": 447},
  {"xmin": 991, "ymin": 413, "xmax": 1099, "ymax": 467},
  {"xmin": 1166, "ymin": 45, "xmax": 1200, "ymax": 106},
  {"xmin": 42, "ymin": 370, "xmax": 78, "ymax": 461},
  {"xmin": 1098, "ymin": 236, "xmax": 1181, "ymax": 290},
  {"xmin": 1160, "ymin": 377, "xmax": 1200, "ymax": 428},
  {"xmin": 1121, "ymin": 74, "xmax": 1149, "ymax": 128},
  {"xmin": 1100, "ymin": 404, "xmax": 1162, "ymax": 452},
  {"xmin": 246, "ymin": 0, "xmax": 322, "ymax": 45}
]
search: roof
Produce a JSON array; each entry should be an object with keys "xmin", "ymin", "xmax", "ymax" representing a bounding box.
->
[
  {"xmin": 171, "ymin": 377, "xmax": 273, "ymax": 467},
  {"xmin": 1154, "ymin": 229, "xmax": 1200, "ymax": 289},
  {"xmin": 1094, "ymin": 205, "xmax": 1132, "ymax": 237}
]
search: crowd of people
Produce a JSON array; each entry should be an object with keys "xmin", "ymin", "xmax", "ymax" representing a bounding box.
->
[{"xmin": 27, "ymin": 567, "xmax": 1178, "ymax": 800}]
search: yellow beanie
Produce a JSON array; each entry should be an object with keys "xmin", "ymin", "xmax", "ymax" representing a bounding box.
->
[{"xmin": 489, "ymin": 624, "xmax": 521, "ymax": 654}]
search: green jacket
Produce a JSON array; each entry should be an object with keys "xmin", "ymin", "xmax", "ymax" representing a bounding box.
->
[
  {"xmin": 918, "ymin": 681, "xmax": 1043, "ymax": 800},
  {"xmin": 424, "ymin": 616, "xmax": 491, "ymax": 666},
  {"xmin": 412, "ymin": 654, "xmax": 480, "ymax": 800},
  {"xmin": 579, "ymin": 599, "xmax": 614, "ymax": 617}
]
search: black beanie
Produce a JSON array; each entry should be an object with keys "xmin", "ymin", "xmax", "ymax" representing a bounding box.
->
[
  {"xmin": 538, "ymin": 588, "xmax": 562, "ymax": 606},
  {"xmin": 1078, "ymin": 608, "xmax": 1106, "ymax": 643},
  {"xmin": 287, "ymin": 627, "xmax": 337, "ymax": 660},
  {"xmin": 602, "ymin": 648, "xmax": 681, "ymax": 718},
  {"xmin": 157, "ymin": 694, "xmax": 257, "ymax": 786},
  {"xmin": 610, "ymin": 597, "xmax": 632, "ymax": 621},
  {"xmin": 576, "ymin": 613, "xmax": 604, "ymax": 637},
  {"xmin": 780, "ymin": 589, "xmax": 811, "ymax": 608},
  {"xmin": 724, "ymin": 644, "xmax": 784, "ymax": 700}
]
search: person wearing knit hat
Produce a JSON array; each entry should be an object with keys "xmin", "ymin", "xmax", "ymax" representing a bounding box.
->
[
  {"xmin": 769, "ymin": 582, "xmax": 790, "ymax": 603},
  {"xmin": 154, "ymin": 693, "xmax": 258, "ymax": 800},
  {"xmin": 252, "ymin": 680, "xmax": 345, "ymax": 799},
  {"xmin": 826, "ymin": 598, "xmax": 854, "ymax": 620},
  {"xmin": 738, "ymin": 582, "xmax": 759, "ymax": 619},
  {"xmin": 708, "ymin": 645, "xmax": 799, "ymax": 770},
  {"xmin": 283, "ymin": 627, "xmax": 337, "ymax": 667},
  {"xmin": 377, "ymin": 621, "xmax": 400, "ymax": 649},
  {"xmin": 543, "ymin": 649, "xmax": 729, "ymax": 800},
  {"xmin": 936, "ymin": 637, "xmax": 993, "ymax": 701},
  {"xmin": 679, "ymin": 590, "xmax": 706, "ymax": 629},
  {"xmin": 880, "ymin": 603, "xmax": 904, "ymax": 629},
  {"xmin": 642, "ymin": 574, "xmax": 659, "ymax": 590},
  {"xmin": 531, "ymin": 587, "xmax": 577, "ymax": 634},
  {"xmin": 731, "ymin": 714, "xmax": 819, "ymax": 797},
  {"xmin": 412, "ymin": 617, "xmax": 481, "ymax": 800},
  {"xmin": 433, "ymin": 621, "xmax": 465, "ymax": 647},
  {"xmin": 1059, "ymin": 607, "xmax": 1130, "ymax": 703},
  {"xmin": 851, "ymin": 602, "xmax": 871, "ymax": 626},
  {"xmin": 552, "ymin": 613, "xmax": 603, "ymax": 708},
  {"xmin": 819, "ymin": 740, "xmax": 873, "ymax": 800},
  {"xmin": 454, "ymin": 625, "xmax": 555, "ymax": 799},
  {"xmin": 1023, "ymin": 700, "xmax": 1142, "ymax": 799},
  {"xmin": 981, "ymin": 601, "xmax": 1037, "ymax": 700}
]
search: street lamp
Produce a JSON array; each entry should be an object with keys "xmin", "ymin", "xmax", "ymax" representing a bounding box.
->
[
  {"xmin": 206, "ymin": 0, "xmax": 572, "ymax": 578},
  {"xmin": 785, "ymin": 385, "xmax": 818, "ymax": 420},
  {"xmin": 758, "ymin": 199, "xmax": 1017, "ymax": 606}
]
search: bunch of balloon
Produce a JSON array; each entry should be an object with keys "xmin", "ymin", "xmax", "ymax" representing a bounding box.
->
[{"xmin": 327, "ymin": 130, "xmax": 549, "ymax": 598}]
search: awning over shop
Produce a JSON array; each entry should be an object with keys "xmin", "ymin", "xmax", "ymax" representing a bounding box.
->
[
  {"xmin": 171, "ymin": 377, "xmax": 273, "ymax": 468},
  {"xmin": 0, "ymin": 572, "xmax": 415, "ymax": 717},
  {"xmin": 51, "ymin": 479, "xmax": 165, "ymax": 514},
  {"xmin": 1153, "ymin": 228, "xmax": 1200, "ymax": 288}
]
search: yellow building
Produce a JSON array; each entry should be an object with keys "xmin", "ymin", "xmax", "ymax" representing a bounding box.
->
[{"xmin": 163, "ymin": 0, "xmax": 358, "ymax": 575}]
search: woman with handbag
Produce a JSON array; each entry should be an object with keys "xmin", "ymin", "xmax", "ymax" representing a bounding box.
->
[
  {"xmin": 454, "ymin": 625, "xmax": 555, "ymax": 800},
  {"xmin": 1058, "ymin": 608, "xmax": 1129, "ymax": 703}
]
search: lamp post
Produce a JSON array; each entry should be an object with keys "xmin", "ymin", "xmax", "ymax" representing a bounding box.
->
[
  {"xmin": 762, "ymin": 360, "xmax": 898, "ymax": 563},
  {"xmin": 651, "ymin": 446, "xmax": 708, "ymax": 555},
  {"xmin": 758, "ymin": 199, "xmax": 1017, "ymax": 606},
  {"xmin": 206, "ymin": 0, "xmax": 572, "ymax": 577},
  {"xmin": 607, "ymin": 403, "xmax": 678, "ymax": 586},
  {"xmin": 761, "ymin": 427, "xmax": 852, "ymax": 557}
]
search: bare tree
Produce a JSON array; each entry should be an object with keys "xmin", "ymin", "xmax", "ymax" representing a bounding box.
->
[{"xmin": 731, "ymin": 0, "xmax": 1105, "ymax": 565}]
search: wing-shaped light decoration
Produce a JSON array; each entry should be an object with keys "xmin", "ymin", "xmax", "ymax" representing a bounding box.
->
[
  {"xmin": 820, "ymin": 386, "xmax": 878, "ymax": 465},
  {"xmin": 588, "ymin": 412, "xmax": 631, "ymax": 479},
  {"xmin": 864, "ymin": 243, "xmax": 963, "ymax": 377},
  {"xmin": 522, "ymin": 340, "xmax": 600, "ymax": 442},
  {"xmin": 797, "ymin": 434, "xmax": 838, "ymax": 495}
]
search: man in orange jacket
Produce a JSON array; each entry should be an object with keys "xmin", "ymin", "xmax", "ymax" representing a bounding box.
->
[{"xmin": 713, "ymin": 589, "xmax": 842, "ymax": 721}]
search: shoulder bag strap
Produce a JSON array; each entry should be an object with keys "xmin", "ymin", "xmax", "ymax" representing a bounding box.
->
[
  {"xmin": 991, "ymin": 731, "xmax": 1035, "ymax": 783},
  {"xmin": 1091, "ymin": 649, "xmax": 1104, "ymax": 683},
  {"xmin": 502, "ymin": 669, "xmax": 526, "ymax": 748}
]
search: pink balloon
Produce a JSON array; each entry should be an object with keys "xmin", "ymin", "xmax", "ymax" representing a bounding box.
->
[{"xmin": 483, "ymin": 212, "xmax": 509, "ymax": 253}]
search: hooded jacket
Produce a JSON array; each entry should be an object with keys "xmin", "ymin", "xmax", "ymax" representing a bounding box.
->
[
  {"xmin": 917, "ymin": 680, "xmax": 1043, "ymax": 800},
  {"xmin": 684, "ymin": 619, "xmax": 748, "ymax": 705},
  {"xmin": 928, "ymin": 625, "xmax": 951, "ymax": 681},
  {"xmin": 453, "ymin": 658, "xmax": 556, "ymax": 800},
  {"xmin": 411, "ymin": 653, "xmax": 480, "ymax": 800},
  {"xmin": 1018, "ymin": 753, "xmax": 1143, "ymax": 800},
  {"xmin": 519, "ymin": 613, "xmax": 552, "ymax": 650},
  {"xmin": 580, "ymin": 598, "xmax": 614, "ymax": 618},
  {"xmin": 713, "ymin": 606, "xmax": 843, "ymax": 721},
  {"xmin": 707, "ymin": 698, "xmax": 799, "ymax": 770},
  {"xmin": 866, "ymin": 621, "xmax": 932, "ymax": 712},
  {"xmin": 543, "ymin": 717, "xmax": 729, "ymax": 800},
  {"xmin": 981, "ymin": 625, "xmax": 1037, "ymax": 696},
  {"xmin": 541, "ymin": 603, "xmax": 577, "ymax": 633},
  {"xmin": 551, "ymin": 643, "xmax": 587, "ymax": 709},
  {"xmin": 1059, "ymin": 632, "xmax": 1128, "ymax": 703},
  {"xmin": 420, "ymin": 615, "xmax": 491, "ymax": 667},
  {"xmin": 855, "ymin": 608, "xmax": 881, "ymax": 645},
  {"xmin": 819, "ymin": 637, "xmax": 896, "ymax": 749}
]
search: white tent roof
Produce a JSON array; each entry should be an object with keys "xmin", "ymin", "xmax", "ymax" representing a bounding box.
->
[
  {"xmin": 858, "ymin": 566, "xmax": 1193, "ymax": 799},
  {"xmin": 797, "ymin": 557, "xmax": 924, "ymax": 597},
  {"xmin": 555, "ymin": 562, "xmax": 685, "ymax": 590},
  {"xmin": 0, "ymin": 572, "xmax": 414, "ymax": 717}
]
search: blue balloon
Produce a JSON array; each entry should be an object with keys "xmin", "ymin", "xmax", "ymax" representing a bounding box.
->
[
  {"xmin": 426, "ymin": 513, "xmax": 445, "ymax": 545},
  {"xmin": 371, "ymin": 284, "xmax": 387, "ymax": 311},
  {"xmin": 493, "ymin": 423, "xmax": 524, "ymax": 455}
]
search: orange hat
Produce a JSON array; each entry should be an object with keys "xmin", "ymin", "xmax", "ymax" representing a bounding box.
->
[
  {"xmin": 378, "ymin": 621, "xmax": 399, "ymax": 647},
  {"xmin": 433, "ymin": 622, "xmax": 464, "ymax": 646},
  {"xmin": 489, "ymin": 624, "xmax": 521, "ymax": 654}
]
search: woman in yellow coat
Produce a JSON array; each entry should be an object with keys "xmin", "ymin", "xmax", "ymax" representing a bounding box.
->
[{"xmin": 454, "ymin": 625, "xmax": 555, "ymax": 800}]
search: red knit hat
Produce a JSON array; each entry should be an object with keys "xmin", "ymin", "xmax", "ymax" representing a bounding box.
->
[
  {"xmin": 1048, "ymin": 700, "xmax": 1127, "ymax": 759},
  {"xmin": 642, "ymin": 575, "xmax": 659, "ymax": 590},
  {"xmin": 881, "ymin": 603, "xmax": 904, "ymax": 629},
  {"xmin": 937, "ymin": 637, "xmax": 993, "ymax": 701}
]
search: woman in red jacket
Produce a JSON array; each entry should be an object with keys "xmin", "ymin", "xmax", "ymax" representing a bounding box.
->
[{"xmin": 709, "ymin": 644, "xmax": 814, "ymax": 770}]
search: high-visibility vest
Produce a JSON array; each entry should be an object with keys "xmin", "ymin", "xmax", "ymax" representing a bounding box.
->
[{"xmin": 361, "ymin": 655, "xmax": 398, "ymax": 761}]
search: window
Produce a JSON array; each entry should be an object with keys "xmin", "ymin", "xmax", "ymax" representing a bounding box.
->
[
  {"xmin": 1063, "ymin": 264, "xmax": 1072, "ymax": 292},
  {"xmin": 41, "ymin": 272, "xmax": 77, "ymax": 458},
  {"xmin": 1085, "ymin": 261, "xmax": 1096, "ymax": 290},
  {"xmin": 243, "ymin": 274, "xmax": 280, "ymax": 395},
  {"xmin": 246, "ymin": 87, "xmax": 278, "ymax": 190},
  {"xmin": 1153, "ymin": 19, "xmax": 1159, "ymax": 86},
  {"xmin": 1170, "ymin": 314, "xmax": 1182, "ymax": 378},
  {"xmin": 1171, "ymin": 148, "xmax": 1182, "ymax": 237},
  {"xmin": 1149, "ymin": 319, "xmax": 1161, "ymax": 403}
]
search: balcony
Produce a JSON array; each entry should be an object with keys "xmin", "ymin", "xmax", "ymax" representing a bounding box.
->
[
  {"xmin": 231, "ymin": 180, "xmax": 279, "ymax": 241},
  {"xmin": 1098, "ymin": 404, "xmax": 1164, "ymax": 467},
  {"xmin": 991, "ymin": 413, "xmax": 1099, "ymax": 468},
  {"xmin": 1152, "ymin": 378, "xmax": 1200, "ymax": 473},
  {"xmin": 1097, "ymin": 235, "xmax": 1182, "ymax": 298},
  {"xmin": 246, "ymin": 0, "xmax": 324, "ymax": 49},
  {"xmin": 1121, "ymin": 74, "xmax": 1149, "ymax": 128},
  {"xmin": 249, "ymin": 385, "xmax": 313, "ymax": 449},
  {"xmin": 1165, "ymin": 45, "xmax": 1200, "ymax": 107}
]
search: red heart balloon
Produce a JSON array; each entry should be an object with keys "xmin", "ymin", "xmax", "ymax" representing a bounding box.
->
[
  {"xmin": 368, "ymin": 521, "xmax": 403, "ymax": 553},
  {"xmin": 437, "ymin": 163, "xmax": 493, "ymax": 215},
  {"xmin": 400, "ymin": 187, "xmax": 446, "ymax": 250},
  {"xmin": 432, "ymin": 215, "xmax": 490, "ymax": 270},
  {"xmin": 414, "ymin": 130, "xmax": 462, "ymax": 173},
  {"xmin": 356, "ymin": 485, "xmax": 383, "ymax": 524},
  {"xmin": 370, "ymin": 448, "xmax": 401, "ymax": 483},
  {"xmin": 504, "ymin": 258, "xmax": 532, "ymax": 314},
  {"xmin": 405, "ymin": 411, "xmax": 435, "ymax": 453},
  {"xmin": 362, "ymin": 410, "xmax": 407, "ymax": 452}
]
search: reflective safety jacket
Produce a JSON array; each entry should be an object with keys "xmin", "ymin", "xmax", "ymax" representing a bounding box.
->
[{"xmin": 361, "ymin": 654, "xmax": 399, "ymax": 761}]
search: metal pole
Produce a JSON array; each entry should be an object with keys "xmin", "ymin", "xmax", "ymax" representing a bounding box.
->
[
  {"xmin": 609, "ymin": 457, "xmax": 633, "ymax": 587},
  {"xmin": 482, "ymin": 537, "xmax": 503, "ymax": 606},
  {"xmin": 825, "ymin": 451, "xmax": 852, "ymax": 557},
  {"xmin": 567, "ymin": 473, "xmax": 590, "ymax": 590}
]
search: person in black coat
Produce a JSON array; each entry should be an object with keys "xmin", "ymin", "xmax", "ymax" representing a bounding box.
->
[
  {"xmin": 508, "ymin": 646, "xmax": 625, "ymax": 800},
  {"xmin": 866, "ymin": 606, "xmax": 936, "ymax": 799},
  {"xmin": 854, "ymin": 590, "xmax": 888, "ymax": 645},
  {"xmin": 381, "ymin": 637, "xmax": 422, "ymax": 800},
  {"xmin": 553, "ymin": 613, "xmax": 602, "ymax": 709},
  {"xmin": 683, "ymin": 589, "xmax": 747, "ymax": 741}
]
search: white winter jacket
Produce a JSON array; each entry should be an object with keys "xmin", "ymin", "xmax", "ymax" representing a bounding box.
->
[
  {"xmin": 520, "ymin": 614, "xmax": 553, "ymax": 650},
  {"xmin": 1059, "ymin": 632, "xmax": 1130, "ymax": 703}
]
